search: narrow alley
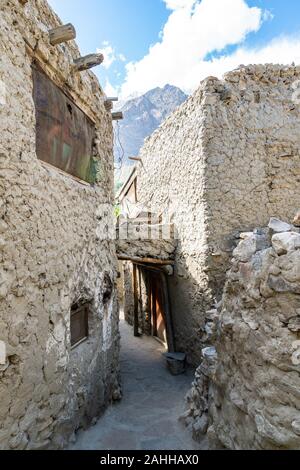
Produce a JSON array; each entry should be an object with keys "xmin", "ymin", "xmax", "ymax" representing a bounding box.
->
[{"xmin": 70, "ymin": 315, "xmax": 207, "ymax": 451}]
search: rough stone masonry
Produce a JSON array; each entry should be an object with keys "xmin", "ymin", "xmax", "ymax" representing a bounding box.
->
[
  {"xmin": 0, "ymin": 0, "xmax": 119, "ymax": 449},
  {"xmin": 185, "ymin": 217, "xmax": 300, "ymax": 450},
  {"xmin": 134, "ymin": 63, "xmax": 300, "ymax": 365}
]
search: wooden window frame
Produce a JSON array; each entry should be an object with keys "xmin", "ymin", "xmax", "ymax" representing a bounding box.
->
[{"xmin": 70, "ymin": 304, "xmax": 89, "ymax": 349}]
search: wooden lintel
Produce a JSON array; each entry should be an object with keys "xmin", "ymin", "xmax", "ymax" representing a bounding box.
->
[
  {"xmin": 112, "ymin": 112, "xmax": 123, "ymax": 121},
  {"xmin": 127, "ymin": 261, "xmax": 174, "ymax": 276},
  {"xmin": 118, "ymin": 255, "xmax": 174, "ymax": 266},
  {"xmin": 49, "ymin": 24, "xmax": 76, "ymax": 46},
  {"xmin": 74, "ymin": 53, "xmax": 104, "ymax": 72},
  {"xmin": 19, "ymin": 0, "xmax": 28, "ymax": 4}
]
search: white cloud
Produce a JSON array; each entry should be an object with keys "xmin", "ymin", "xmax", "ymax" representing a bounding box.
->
[
  {"xmin": 97, "ymin": 41, "xmax": 126, "ymax": 70},
  {"xmin": 103, "ymin": 79, "xmax": 118, "ymax": 97},
  {"xmin": 120, "ymin": 0, "xmax": 265, "ymax": 97},
  {"xmin": 196, "ymin": 35, "xmax": 300, "ymax": 81},
  {"xmin": 164, "ymin": 0, "xmax": 195, "ymax": 10}
]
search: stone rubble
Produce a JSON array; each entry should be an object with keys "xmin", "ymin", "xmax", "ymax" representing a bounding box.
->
[
  {"xmin": 184, "ymin": 215, "xmax": 300, "ymax": 449},
  {"xmin": 268, "ymin": 217, "xmax": 293, "ymax": 233}
]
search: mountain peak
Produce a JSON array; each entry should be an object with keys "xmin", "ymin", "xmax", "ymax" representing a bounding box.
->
[{"xmin": 115, "ymin": 85, "xmax": 188, "ymax": 168}]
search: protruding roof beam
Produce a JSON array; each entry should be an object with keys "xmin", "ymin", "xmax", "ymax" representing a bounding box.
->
[
  {"xmin": 74, "ymin": 53, "xmax": 104, "ymax": 72},
  {"xmin": 104, "ymin": 100, "xmax": 113, "ymax": 112},
  {"xmin": 49, "ymin": 24, "xmax": 76, "ymax": 46},
  {"xmin": 112, "ymin": 112, "xmax": 123, "ymax": 121},
  {"xmin": 104, "ymin": 97, "xmax": 119, "ymax": 112}
]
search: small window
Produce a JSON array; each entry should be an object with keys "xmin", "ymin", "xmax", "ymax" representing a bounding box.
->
[{"xmin": 70, "ymin": 303, "xmax": 89, "ymax": 348}]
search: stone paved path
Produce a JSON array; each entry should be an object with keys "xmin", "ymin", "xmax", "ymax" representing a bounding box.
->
[{"xmin": 70, "ymin": 316, "xmax": 206, "ymax": 450}]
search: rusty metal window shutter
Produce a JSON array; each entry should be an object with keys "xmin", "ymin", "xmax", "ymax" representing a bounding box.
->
[
  {"xmin": 70, "ymin": 304, "xmax": 89, "ymax": 348},
  {"xmin": 32, "ymin": 65, "xmax": 96, "ymax": 184}
]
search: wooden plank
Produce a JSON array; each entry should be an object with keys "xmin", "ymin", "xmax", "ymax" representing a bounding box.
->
[
  {"xmin": 49, "ymin": 24, "xmax": 76, "ymax": 46},
  {"xmin": 74, "ymin": 53, "xmax": 104, "ymax": 72},
  {"xmin": 118, "ymin": 255, "xmax": 175, "ymax": 266}
]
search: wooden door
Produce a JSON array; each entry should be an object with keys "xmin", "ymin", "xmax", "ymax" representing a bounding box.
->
[{"xmin": 150, "ymin": 271, "xmax": 167, "ymax": 345}]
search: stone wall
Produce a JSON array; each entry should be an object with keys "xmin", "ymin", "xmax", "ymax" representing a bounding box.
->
[
  {"xmin": 135, "ymin": 64, "xmax": 300, "ymax": 364},
  {"xmin": 0, "ymin": 0, "xmax": 119, "ymax": 449},
  {"xmin": 209, "ymin": 221, "xmax": 300, "ymax": 449},
  {"xmin": 184, "ymin": 218, "xmax": 300, "ymax": 449}
]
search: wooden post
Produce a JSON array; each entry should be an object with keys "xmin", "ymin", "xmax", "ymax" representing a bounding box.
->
[
  {"xmin": 133, "ymin": 264, "xmax": 139, "ymax": 337},
  {"xmin": 138, "ymin": 266, "xmax": 144, "ymax": 333},
  {"xmin": 160, "ymin": 273, "xmax": 175, "ymax": 353},
  {"xmin": 74, "ymin": 53, "xmax": 104, "ymax": 72},
  {"xmin": 49, "ymin": 24, "xmax": 76, "ymax": 46},
  {"xmin": 112, "ymin": 112, "xmax": 123, "ymax": 121},
  {"xmin": 146, "ymin": 270, "xmax": 151, "ymax": 330}
]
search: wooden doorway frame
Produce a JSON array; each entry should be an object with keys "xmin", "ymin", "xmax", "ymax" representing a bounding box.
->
[{"xmin": 132, "ymin": 262, "xmax": 175, "ymax": 352}]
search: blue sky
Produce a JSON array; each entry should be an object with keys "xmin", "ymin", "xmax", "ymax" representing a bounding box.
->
[{"xmin": 48, "ymin": 0, "xmax": 300, "ymax": 98}]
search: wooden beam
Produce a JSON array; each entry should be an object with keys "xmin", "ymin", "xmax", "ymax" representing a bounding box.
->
[
  {"xmin": 107, "ymin": 97, "xmax": 119, "ymax": 102},
  {"xmin": 118, "ymin": 255, "xmax": 175, "ymax": 266},
  {"xmin": 128, "ymin": 260, "xmax": 174, "ymax": 276},
  {"xmin": 104, "ymin": 100, "xmax": 113, "ymax": 112},
  {"xmin": 129, "ymin": 157, "xmax": 142, "ymax": 162},
  {"xmin": 104, "ymin": 97, "xmax": 119, "ymax": 111},
  {"xmin": 112, "ymin": 112, "xmax": 123, "ymax": 121},
  {"xmin": 19, "ymin": 0, "xmax": 28, "ymax": 4},
  {"xmin": 74, "ymin": 53, "xmax": 104, "ymax": 72},
  {"xmin": 49, "ymin": 24, "xmax": 76, "ymax": 46}
]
